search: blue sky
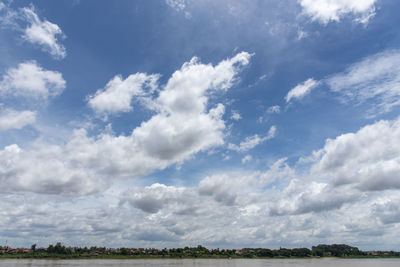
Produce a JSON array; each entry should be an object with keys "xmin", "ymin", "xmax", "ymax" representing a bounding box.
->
[{"xmin": 1, "ymin": 0, "xmax": 400, "ymax": 250}]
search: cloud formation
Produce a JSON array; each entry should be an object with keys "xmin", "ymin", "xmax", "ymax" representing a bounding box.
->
[
  {"xmin": 87, "ymin": 73, "xmax": 159, "ymax": 116},
  {"xmin": 228, "ymin": 126, "xmax": 276, "ymax": 152},
  {"xmin": 299, "ymin": 0, "xmax": 377, "ymax": 24},
  {"xmin": 0, "ymin": 61, "xmax": 65, "ymax": 99},
  {"xmin": 0, "ymin": 4, "xmax": 66, "ymax": 59},
  {"xmin": 286, "ymin": 78, "xmax": 319, "ymax": 103},
  {"xmin": 21, "ymin": 6, "xmax": 66, "ymax": 59},
  {"xmin": 326, "ymin": 50, "xmax": 400, "ymax": 116},
  {"xmin": 311, "ymin": 117, "xmax": 400, "ymax": 191},
  {"xmin": 2, "ymin": 114, "xmax": 400, "ymax": 248},
  {"xmin": 0, "ymin": 52, "xmax": 251, "ymax": 195},
  {"xmin": 0, "ymin": 109, "xmax": 36, "ymax": 131}
]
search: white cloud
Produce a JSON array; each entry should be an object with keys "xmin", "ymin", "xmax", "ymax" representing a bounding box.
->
[
  {"xmin": 21, "ymin": 6, "xmax": 66, "ymax": 59},
  {"xmin": 0, "ymin": 142, "xmax": 105, "ymax": 196},
  {"xmin": 0, "ymin": 52, "xmax": 251, "ymax": 195},
  {"xmin": 0, "ymin": 109, "xmax": 36, "ymax": 131},
  {"xmin": 259, "ymin": 157, "xmax": 295, "ymax": 186},
  {"xmin": 0, "ymin": 61, "xmax": 66, "ymax": 99},
  {"xmin": 267, "ymin": 105, "xmax": 280, "ymax": 114},
  {"xmin": 310, "ymin": 117, "xmax": 400, "ymax": 192},
  {"xmin": 241, "ymin": 154, "xmax": 252, "ymax": 164},
  {"xmin": 326, "ymin": 50, "xmax": 400, "ymax": 116},
  {"xmin": 228, "ymin": 125, "xmax": 276, "ymax": 152},
  {"xmin": 230, "ymin": 110, "xmax": 242, "ymax": 121},
  {"xmin": 299, "ymin": 0, "xmax": 377, "ymax": 24},
  {"xmin": 87, "ymin": 73, "xmax": 159, "ymax": 116},
  {"xmin": 285, "ymin": 78, "xmax": 319, "ymax": 103},
  {"xmin": 124, "ymin": 183, "xmax": 187, "ymax": 213}
]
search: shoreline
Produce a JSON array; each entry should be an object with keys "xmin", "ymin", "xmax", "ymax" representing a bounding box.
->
[{"xmin": 1, "ymin": 255, "xmax": 400, "ymax": 260}]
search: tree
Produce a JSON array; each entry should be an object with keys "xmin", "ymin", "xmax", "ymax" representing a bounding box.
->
[{"xmin": 31, "ymin": 244, "xmax": 36, "ymax": 253}]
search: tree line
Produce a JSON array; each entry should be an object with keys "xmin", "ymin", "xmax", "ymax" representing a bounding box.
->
[{"xmin": 1, "ymin": 243, "xmax": 400, "ymax": 258}]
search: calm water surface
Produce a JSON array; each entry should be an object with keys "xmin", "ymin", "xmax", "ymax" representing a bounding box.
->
[{"xmin": 0, "ymin": 258, "xmax": 399, "ymax": 267}]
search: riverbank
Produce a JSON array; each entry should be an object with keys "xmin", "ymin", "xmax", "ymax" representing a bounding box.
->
[{"xmin": 1, "ymin": 254, "xmax": 400, "ymax": 260}]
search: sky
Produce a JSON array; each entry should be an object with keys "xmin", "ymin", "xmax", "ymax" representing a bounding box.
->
[{"xmin": 0, "ymin": 0, "xmax": 400, "ymax": 250}]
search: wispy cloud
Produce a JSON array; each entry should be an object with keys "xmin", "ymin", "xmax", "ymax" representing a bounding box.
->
[
  {"xmin": 228, "ymin": 126, "xmax": 276, "ymax": 152},
  {"xmin": 326, "ymin": 50, "xmax": 400, "ymax": 116},
  {"xmin": 0, "ymin": 4, "xmax": 66, "ymax": 59},
  {"xmin": 0, "ymin": 109, "xmax": 36, "ymax": 131},
  {"xmin": 285, "ymin": 78, "xmax": 319, "ymax": 103},
  {"xmin": 267, "ymin": 105, "xmax": 280, "ymax": 114}
]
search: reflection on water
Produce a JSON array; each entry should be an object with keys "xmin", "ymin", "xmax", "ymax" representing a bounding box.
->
[{"xmin": 0, "ymin": 258, "xmax": 399, "ymax": 267}]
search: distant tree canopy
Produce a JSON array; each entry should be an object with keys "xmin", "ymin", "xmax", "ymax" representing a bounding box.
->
[
  {"xmin": 4, "ymin": 242, "xmax": 400, "ymax": 259},
  {"xmin": 312, "ymin": 244, "xmax": 362, "ymax": 257}
]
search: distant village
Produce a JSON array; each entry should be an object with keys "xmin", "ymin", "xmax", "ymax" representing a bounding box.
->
[{"xmin": 1, "ymin": 243, "xmax": 400, "ymax": 258}]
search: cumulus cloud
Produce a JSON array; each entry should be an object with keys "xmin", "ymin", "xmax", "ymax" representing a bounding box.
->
[
  {"xmin": 0, "ymin": 61, "xmax": 65, "ymax": 99},
  {"xmin": 299, "ymin": 0, "xmax": 377, "ymax": 24},
  {"xmin": 123, "ymin": 183, "xmax": 186, "ymax": 213},
  {"xmin": 2, "ymin": 147, "xmax": 400, "ymax": 248},
  {"xmin": 21, "ymin": 6, "xmax": 66, "ymax": 59},
  {"xmin": 0, "ymin": 109, "xmax": 36, "ymax": 131},
  {"xmin": 0, "ymin": 52, "xmax": 251, "ymax": 195},
  {"xmin": 0, "ymin": 142, "xmax": 105, "ymax": 196},
  {"xmin": 310, "ymin": 117, "xmax": 400, "ymax": 192},
  {"xmin": 269, "ymin": 179, "xmax": 358, "ymax": 216},
  {"xmin": 326, "ymin": 50, "xmax": 400, "ymax": 116},
  {"xmin": 285, "ymin": 78, "xmax": 319, "ymax": 103},
  {"xmin": 198, "ymin": 173, "xmax": 257, "ymax": 206},
  {"xmin": 228, "ymin": 125, "xmax": 276, "ymax": 152},
  {"xmin": 268, "ymin": 116, "xmax": 400, "ymax": 217},
  {"xmin": 87, "ymin": 73, "xmax": 159, "ymax": 116}
]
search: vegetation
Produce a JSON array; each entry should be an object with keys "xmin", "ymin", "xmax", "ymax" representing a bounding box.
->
[{"xmin": 1, "ymin": 243, "xmax": 400, "ymax": 259}]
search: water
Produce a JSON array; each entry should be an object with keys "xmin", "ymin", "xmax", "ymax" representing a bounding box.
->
[{"xmin": 0, "ymin": 258, "xmax": 399, "ymax": 267}]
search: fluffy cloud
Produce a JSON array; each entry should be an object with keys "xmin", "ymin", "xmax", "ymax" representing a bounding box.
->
[
  {"xmin": 0, "ymin": 141, "xmax": 105, "ymax": 196},
  {"xmin": 299, "ymin": 0, "xmax": 377, "ymax": 24},
  {"xmin": 198, "ymin": 173, "xmax": 259, "ymax": 206},
  {"xmin": 0, "ymin": 61, "xmax": 65, "ymax": 99},
  {"xmin": 0, "ymin": 109, "xmax": 36, "ymax": 131},
  {"xmin": 326, "ymin": 50, "xmax": 400, "ymax": 116},
  {"xmin": 2, "ymin": 147, "xmax": 400, "ymax": 249},
  {"xmin": 21, "ymin": 6, "xmax": 66, "ymax": 59},
  {"xmin": 228, "ymin": 125, "xmax": 276, "ymax": 152},
  {"xmin": 269, "ymin": 179, "xmax": 359, "ymax": 216},
  {"xmin": 123, "ymin": 183, "xmax": 187, "ymax": 213},
  {"xmin": 285, "ymin": 78, "xmax": 319, "ymax": 103},
  {"xmin": 0, "ymin": 52, "xmax": 251, "ymax": 195},
  {"xmin": 87, "ymin": 73, "xmax": 159, "ymax": 116},
  {"xmin": 269, "ymin": 116, "xmax": 400, "ymax": 217},
  {"xmin": 311, "ymin": 117, "xmax": 400, "ymax": 191},
  {"xmin": 230, "ymin": 110, "xmax": 242, "ymax": 121}
]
